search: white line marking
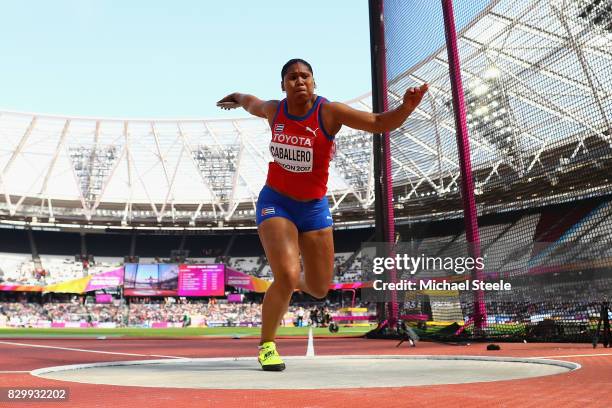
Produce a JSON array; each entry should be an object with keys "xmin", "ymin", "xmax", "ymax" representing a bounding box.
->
[
  {"xmin": 149, "ymin": 354, "xmax": 186, "ymax": 359},
  {"xmin": 306, "ymin": 327, "xmax": 315, "ymax": 357},
  {"xmin": 534, "ymin": 353, "xmax": 612, "ymax": 359},
  {"xmin": 0, "ymin": 340, "xmax": 186, "ymax": 359}
]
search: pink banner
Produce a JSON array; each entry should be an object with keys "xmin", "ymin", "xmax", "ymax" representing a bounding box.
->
[
  {"xmin": 328, "ymin": 282, "xmax": 372, "ymax": 290},
  {"xmin": 227, "ymin": 294, "xmax": 243, "ymax": 303},
  {"xmin": 332, "ymin": 315, "xmax": 374, "ymax": 321},
  {"xmin": 150, "ymin": 322, "xmax": 183, "ymax": 328},
  {"xmin": 86, "ymin": 267, "xmax": 124, "ymax": 291},
  {"xmin": 95, "ymin": 294, "xmax": 113, "ymax": 303},
  {"xmin": 225, "ymin": 268, "xmax": 253, "ymax": 289},
  {"xmin": 124, "ymin": 289, "xmax": 177, "ymax": 297},
  {"xmin": 399, "ymin": 314, "xmax": 429, "ymax": 321}
]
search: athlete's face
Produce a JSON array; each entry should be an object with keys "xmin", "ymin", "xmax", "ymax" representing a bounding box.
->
[{"xmin": 282, "ymin": 62, "xmax": 316, "ymax": 103}]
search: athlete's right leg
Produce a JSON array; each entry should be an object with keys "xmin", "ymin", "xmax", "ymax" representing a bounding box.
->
[{"xmin": 258, "ymin": 216, "xmax": 301, "ymax": 344}]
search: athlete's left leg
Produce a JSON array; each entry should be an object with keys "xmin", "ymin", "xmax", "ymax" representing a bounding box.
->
[{"xmin": 298, "ymin": 227, "xmax": 335, "ymax": 299}]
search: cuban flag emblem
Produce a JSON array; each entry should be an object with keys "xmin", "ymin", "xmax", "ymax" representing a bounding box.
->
[
  {"xmin": 261, "ymin": 207, "xmax": 275, "ymax": 216},
  {"xmin": 274, "ymin": 123, "xmax": 284, "ymax": 133}
]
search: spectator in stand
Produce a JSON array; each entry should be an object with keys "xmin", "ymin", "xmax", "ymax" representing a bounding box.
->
[
  {"xmin": 310, "ymin": 307, "xmax": 319, "ymax": 328},
  {"xmin": 296, "ymin": 307, "xmax": 305, "ymax": 327}
]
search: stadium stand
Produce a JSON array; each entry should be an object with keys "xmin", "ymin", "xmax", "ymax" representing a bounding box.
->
[
  {"xmin": 1, "ymin": 195, "xmax": 611, "ymax": 338},
  {"xmin": 0, "ymin": 299, "xmax": 375, "ymax": 329}
]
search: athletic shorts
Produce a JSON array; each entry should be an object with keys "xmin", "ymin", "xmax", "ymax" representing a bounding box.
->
[{"xmin": 256, "ymin": 185, "xmax": 333, "ymax": 233}]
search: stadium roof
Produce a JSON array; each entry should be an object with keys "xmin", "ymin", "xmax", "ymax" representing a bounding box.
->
[
  {"xmin": 0, "ymin": 93, "xmax": 374, "ymax": 226},
  {"xmin": 0, "ymin": 0, "xmax": 610, "ymax": 227}
]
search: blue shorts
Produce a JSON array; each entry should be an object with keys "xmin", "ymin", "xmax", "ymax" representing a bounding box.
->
[{"xmin": 256, "ymin": 185, "xmax": 333, "ymax": 232}]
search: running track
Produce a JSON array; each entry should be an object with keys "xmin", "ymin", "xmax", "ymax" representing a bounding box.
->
[{"xmin": 0, "ymin": 337, "xmax": 610, "ymax": 407}]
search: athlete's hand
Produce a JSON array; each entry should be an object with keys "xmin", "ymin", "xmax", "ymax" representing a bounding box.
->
[
  {"xmin": 401, "ymin": 83, "xmax": 429, "ymax": 112},
  {"xmin": 216, "ymin": 93, "xmax": 241, "ymax": 110}
]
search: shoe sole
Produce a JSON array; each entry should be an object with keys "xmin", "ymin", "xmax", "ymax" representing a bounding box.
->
[{"xmin": 261, "ymin": 363, "xmax": 286, "ymax": 371}]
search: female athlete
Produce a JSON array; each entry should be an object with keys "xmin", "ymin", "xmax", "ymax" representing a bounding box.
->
[{"xmin": 217, "ymin": 58, "xmax": 428, "ymax": 371}]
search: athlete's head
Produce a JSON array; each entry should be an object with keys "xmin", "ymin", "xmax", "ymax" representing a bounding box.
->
[{"xmin": 281, "ymin": 58, "xmax": 316, "ymax": 102}]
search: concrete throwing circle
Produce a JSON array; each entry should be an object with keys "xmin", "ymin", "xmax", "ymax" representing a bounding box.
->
[{"xmin": 32, "ymin": 355, "xmax": 579, "ymax": 389}]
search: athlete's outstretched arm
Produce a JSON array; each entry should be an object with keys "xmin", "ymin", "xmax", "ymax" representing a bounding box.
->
[
  {"xmin": 217, "ymin": 93, "xmax": 278, "ymax": 120},
  {"xmin": 326, "ymin": 84, "xmax": 428, "ymax": 134}
]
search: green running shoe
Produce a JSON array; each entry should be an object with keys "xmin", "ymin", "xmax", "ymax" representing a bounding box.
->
[{"xmin": 258, "ymin": 341, "xmax": 286, "ymax": 371}]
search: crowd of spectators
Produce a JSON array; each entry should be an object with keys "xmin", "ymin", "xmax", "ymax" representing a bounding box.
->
[
  {"xmin": 0, "ymin": 255, "xmax": 122, "ymax": 286},
  {"xmin": 0, "ymin": 298, "xmax": 368, "ymax": 328},
  {"xmin": 126, "ymin": 300, "xmax": 264, "ymax": 326},
  {"xmin": 0, "ymin": 297, "xmax": 126, "ymax": 327}
]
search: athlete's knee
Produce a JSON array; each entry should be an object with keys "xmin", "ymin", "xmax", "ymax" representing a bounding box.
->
[
  {"xmin": 273, "ymin": 267, "xmax": 300, "ymax": 292},
  {"xmin": 308, "ymin": 285, "xmax": 329, "ymax": 299}
]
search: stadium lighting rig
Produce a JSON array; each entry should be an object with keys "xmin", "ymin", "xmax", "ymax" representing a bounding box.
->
[
  {"xmin": 464, "ymin": 67, "xmax": 523, "ymax": 175},
  {"xmin": 192, "ymin": 145, "xmax": 238, "ymax": 203},
  {"xmin": 68, "ymin": 145, "xmax": 118, "ymax": 211},
  {"xmin": 333, "ymin": 131, "xmax": 372, "ymax": 192},
  {"xmin": 465, "ymin": 67, "xmax": 515, "ymax": 154},
  {"xmin": 576, "ymin": 0, "xmax": 612, "ymax": 32}
]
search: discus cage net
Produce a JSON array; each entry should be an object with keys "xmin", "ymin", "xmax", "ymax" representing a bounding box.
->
[{"xmin": 368, "ymin": 0, "xmax": 612, "ymax": 342}]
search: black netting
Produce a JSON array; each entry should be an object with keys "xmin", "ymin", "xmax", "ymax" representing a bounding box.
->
[{"xmin": 376, "ymin": 0, "xmax": 612, "ymax": 343}]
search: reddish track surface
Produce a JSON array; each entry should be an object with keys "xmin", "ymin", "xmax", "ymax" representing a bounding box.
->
[{"xmin": 0, "ymin": 337, "xmax": 610, "ymax": 407}]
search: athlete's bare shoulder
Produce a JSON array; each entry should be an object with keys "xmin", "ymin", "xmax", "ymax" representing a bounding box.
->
[
  {"xmin": 263, "ymin": 100, "xmax": 281, "ymax": 118},
  {"xmin": 319, "ymin": 100, "xmax": 344, "ymax": 137},
  {"xmin": 264, "ymin": 100, "xmax": 281, "ymax": 128}
]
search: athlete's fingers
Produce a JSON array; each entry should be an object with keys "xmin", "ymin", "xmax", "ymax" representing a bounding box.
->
[
  {"xmin": 216, "ymin": 93, "xmax": 241, "ymax": 110},
  {"xmin": 217, "ymin": 102, "xmax": 240, "ymax": 110},
  {"xmin": 408, "ymin": 84, "xmax": 428, "ymax": 95},
  {"xmin": 402, "ymin": 84, "xmax": 428, "ymax": 109},
  {"xmin": 216, "ymin": 93, "xmax": 238, "ymax": 105},
  {"xmin": 405, "ymin": 84, "xmax": 428, "ymax": 95}
]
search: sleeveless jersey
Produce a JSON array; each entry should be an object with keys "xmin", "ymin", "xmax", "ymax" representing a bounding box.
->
[{"xmin": 266, "ymin": 96, "xmax": 335, "ymax": 200}]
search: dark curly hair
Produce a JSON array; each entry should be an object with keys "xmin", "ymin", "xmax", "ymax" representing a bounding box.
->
[{"xmin": 281, "ymin": 58, "xmax": 313, "ymax": 79}]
